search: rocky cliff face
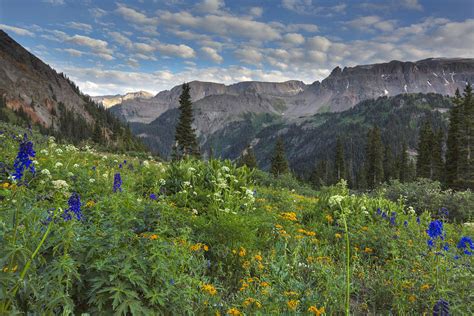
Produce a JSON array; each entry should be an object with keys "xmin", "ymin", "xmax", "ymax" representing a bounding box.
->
[
  {"xmin": 111, "ymin": 58, "xmax": 474, "ymax": 125},
  {"xmin": 286, "ymin": 58, "xmax": 474, "ymax": 116},
  {"xmin": 0, "ymin": 30, "xmax": 91, "ymax": 128},
  {"xmin": 91, "ymin": 91, "xmax": 153, "ymax": 108}
]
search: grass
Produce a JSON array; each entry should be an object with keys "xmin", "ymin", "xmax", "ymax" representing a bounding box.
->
[{"xmin": 0, "ymin": 122, "xmax": 473, "ymax": 315}]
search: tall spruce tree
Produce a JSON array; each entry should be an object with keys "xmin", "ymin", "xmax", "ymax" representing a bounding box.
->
[
  {"xmin": 238, "ymin": 145, "xmax": 258, "ymax": 169},
  {"xmin": 383, "ymin": 144, "xmax": 396, "ymax": 182},
  {"xmin": 334, "ymin": 137, "xmax": 345, "ymax": 182},
  {"xmin": 431, "ymin": 129, "xmax": 444, "ymax": 182},
  {"xmin": 270, "ymin": 137, "xmax": 289, "ymax": 176},
  {"xmin": 311, "ymin": 159, "xmax": 329, "ymax": 188},
  {"xmin": 458, "ymin": 83, "xmax": 474, "ymax": 189},
  {"xmin": 398, "ymin": 142, "xmax": 410, "ymax": 183},
  {"xmin": 445, "ymin": 89, "xmax": 462, "ymax": 188},
  {"xmin": 416, "ymin": 121, "xmax": 434, "ymax": 179},
  {"xmin": 366, "ymin": 126, "xmax": 384, "ymax": 189},
  {"xmin": 173, "ymin": 83, "xmax": 200, "ymax": 160}
]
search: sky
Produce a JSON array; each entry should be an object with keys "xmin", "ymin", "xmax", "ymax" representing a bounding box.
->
[{"xmin": 0, "ymin": 0, "xmax": 473, "ymax": 96}]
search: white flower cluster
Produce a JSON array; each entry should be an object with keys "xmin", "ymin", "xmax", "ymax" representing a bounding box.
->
[
  {"xmin": 143, "ymin": 160, "xmax": 150, "ymax": 167},
  {"xmin": 65, "ymin": 144, "xmax": 78, "ymax": 152},
  {"xmin": 40, "ymin": 149, "xmax": 49, "ymax": 155},
  {"xmin": 54, "ymin": 162, "xmax": 63, "ymax": 168},
  {"xmin": 52, "ymin": 179, "xmax": 69, "ymax": 191},
  {"xmin": 55, "ymin": 148, "xmax": 63, "ymax": 154},
  {"xmin": 328, "ymin": 195, "xmax": 345, "ymax": 208},
  {"xmin": 159, "ymin": 178, "xmax": 166, "ymax": 186}
]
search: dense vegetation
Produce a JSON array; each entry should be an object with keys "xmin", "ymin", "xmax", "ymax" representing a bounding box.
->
[{"xmin": 1, "ymin": 122, "xmax": 473, "ymax": 314}]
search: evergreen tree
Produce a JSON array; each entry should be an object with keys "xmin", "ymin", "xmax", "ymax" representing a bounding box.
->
[
  {"xmin": 383, "ymin": 144, "xmax": 396, "ymax": 182},
  {"xmin": 357, "ymin": 164, "xmax": 368, "ymax": 190},
  {"xmin": 270, "ymin": 137, "xmax": 289, "ymax": 176},
  {"xmin": 398, "ymin": 142, "xmax": 410, "ymax": 183},
  {"xmin": 238, "ymin": 145, "xmax": 258, "ymax": 169},
  {"xmin": 334, "ymin": 137, "xmax": 345, "ymax": 182},
  {"xmin": 92, "ymin": 123, "xmax": 102, "ymax": 144},
  {"xmin": 366, "ymin": 126, "xmax": 384, "ymax": 189},
  {"xmin": 173, "ymin": 83, "xmax": 200, "ymax": 159},
  {"xmin": 445, "ymin": 89, "xmax": 462, "ymax": 188},
  {"xmin": 416, "ymin": 121, "xmax": 433, "ymax": 179},
  {"xmin": 431, "ymin": 129, "xmax": 444, "ymax": 182},
  {"xmin": 310, "ymin": 159, "xmax": 329, "ymax": 188},
  {"xmin": 458, "ymin": 83, "xmax": 474, "ymax": 189}
]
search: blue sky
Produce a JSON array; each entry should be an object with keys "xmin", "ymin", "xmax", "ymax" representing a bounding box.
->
[{"xmin": 1, "ymin": 0, "xmax": 473, "ymax": 95}]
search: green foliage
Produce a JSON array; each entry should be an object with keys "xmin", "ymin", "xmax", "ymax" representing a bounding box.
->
[
  {"xmin": 238, "ymin": 145, "xmax": 258, "ymax": 169},
  {"xmin": 365, "ymin": 126, "xmax": 384, "ymax": 189},
  {"xmin": 270, "ymin": 137, "xmax": 289, "ymax": 176},
  {"xmin": 173, "ymin": 83, "xmax": 200, "ymax": 159},
  {"xmin": 0, "ymin": 123, "xmax": 472, "ymax": 315},
  {"xmin": 379, "ymin": 178, "xmax": 473, "ymax": 222}
]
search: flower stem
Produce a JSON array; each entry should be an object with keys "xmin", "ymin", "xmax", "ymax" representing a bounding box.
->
[{"xmin": 342, "ymin": 214, "xmax": 351, "ymax": 316}]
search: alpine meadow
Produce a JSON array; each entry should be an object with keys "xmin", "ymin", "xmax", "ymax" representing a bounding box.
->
[{"xmin": 0, "ymin": 0, "xmax": 473, "ymax": 315}]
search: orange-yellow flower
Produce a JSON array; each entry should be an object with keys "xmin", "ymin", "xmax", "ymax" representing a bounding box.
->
[
  {"xmin": 238, "ymin": 247, "xmax": 246, "ymax": 257},
  {"xmin": 287, "ymin": 300, "xmax": 299, "ymax": 311},
  {"xmin": 308, "ymin": 305, "xmax": 325, "ymax": 315},
  {"xmin": 421, "ymin": 284, "xmax": 430, "ymax": 290},
  {"xmin": 254, "ymin": 254, "xmax": 262, "ymax": 261},
  {"xmin": 325, "ymin": 214, "xmax": 334, "ymax": 223},
  {"xmin": 335, "ymin": 233, "xmax": 342, "ymax": 239},
  {"xmin": 280, "ymin": 212, "xmax": 298, "ymax": 221},
  {"xmin": 226, "ymin": 308, "xmax": 242, "ymax": 316},
  {"xmin": 149, "ymin": 234, "xmax": 158, "ymax": 240},
  {"xmin": 201, "ymin": 283, "xmax": 217, "ymax": 296},
  {"xmin": 364, "ymin": 247, "xmax": 373, "ymax": 254},
  {"xmin": 408, "ymin": 295, "xmax": 416, "ymax": 303}
]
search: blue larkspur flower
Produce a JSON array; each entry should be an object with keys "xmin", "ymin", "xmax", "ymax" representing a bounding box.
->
[
  {"xmin": 169, "ymin": 279, "xmax": 175, "ymax": 285},
  {"xmin": 12, "ymin": 133, "xmax": 36, "ymax": 181},
  {"xmin": 382, "ymin": 212, "xmax": 387, "ymax": 219},
  {"xmin": 376, "ymin": 208, "xmax": 382, "ymax": 215},
  {"xmin": 63, "ymin": 192, "xmax": 82, "ymax": 221},
  {"xmin": 113, "ymin": 172, "xmax": 122, "ymax": 192},
  {"xmin": 150, "ymin": 193, "xmax": 157, "ymax": 200},
  {"xmin": 457, "ymin": 236, "xmax": 473, "ymax": 255},
  {"xmin": 427, "ymin": 239, "xmax": 434, "ymax": 248},
  {"xmin": 416, "ymin": 217, "xmax": 420, "ymax": 224},
  {"xmin": 404, "ymin": 220, "xmax": 408, "ymax": 227},
  {"xmin": 433, "ymin": 298, "xmax": 449, "ymax": 316},
  {"xmin": 390, "ymin": 212, "xmax": 397, "ymax": 225},
  {"xmin": 426, "ymin": 220, "xmax": 444, "ymax": 239}
]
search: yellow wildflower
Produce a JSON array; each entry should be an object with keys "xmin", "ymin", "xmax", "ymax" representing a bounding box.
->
[
  {"xmin": 240, "ymin": 282, "xmax": 249, "ymax": 291},
  {"xmin": 243, "ymin": 297, "xmax": 261, "ymax": 308},
  {"xmin": 242, "ymin": 260, "xmax": 250, "ymax": 269},
  {"xmin": 361, "ymin": 226, "xmax": 369, "ymax": 231},
  {"xmin": 284, "ymin": 291, "xmax": 298, "ymax": 296},
  {"xmin": 260, "ymin": 281, "xmax": 270, "ymax": 287},
  {"xmin": 238, "ymin": 247, "xmax": 246, "ymax": 257},
  {"xmin": 85, "ymin": 200, "xmax": 95, "ymax": 207},
  {"xmin": 254, "ymin": 254, "xmax": 262, "ymax": 261},
  {"xmin": 408, "ymin": 295, "xmax": 416, "ymax": 303},
  {"xmin": 280, "ymin": 212, "xmax": 298, "ymax": 221},
  {"xmin": 421, "ymin": 284, "xmax": 430, "ymax": 291},
  {"xmin": 364, "ymin": 247, "xmax": 373, "ymax": 254},
  {"xmin": 308, "ymin": 306, "xmax": 325, "ymax": 315},
  {"xmin": 149, "ymin": 234, "xmax": 158, "ymax": 240},
  {"xmin": 12, "ymin": 265, "xmax": 17, "ymax": 272},
  {"xmin": 335, "ymin": 233, "xmax": 342, "ymax": 239},
  {"xmin": 287, "ymin": 300, "xmax": 299, "ymax": 311},
  {"xmin": 325, "ymin": 214, "xmax": 334, "ymax": 223},
  {"xmin": 226, "ymin": 308, "xmax": 242, "ymax": 316},
  {"xmin": 275, "ymin": 224, "xmax": 283, "ymax": 229},
  {"xmin": 201, "ymin": 283, "xmax": 217, "ymax": 296},
  {"xmin": 1, "ymin": 182, "xmax": 10, "ymax": 189},
  {"xmin": 203, "ymin": 245, "xmax": 209, "ymax": 251},
  {"xmin": 2, "ymin": 267, "xmax": 8, "ymax": 273}
]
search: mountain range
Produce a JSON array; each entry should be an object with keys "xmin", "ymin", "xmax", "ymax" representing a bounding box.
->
[{"xmin": 106, "ymin": 57, "xmax": 474, "ymax": 170}]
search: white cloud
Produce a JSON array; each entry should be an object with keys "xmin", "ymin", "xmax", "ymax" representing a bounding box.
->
[
  {"xmin": 282, "ymin": 33, "xmax": 305, "ymax": 45},
  {"xmin": 62, "ymin": 48, "xmax": 84, "ymax": 57},
  {"xmin": 109, "ymin": 32, "xmax": 133, "ymax": 48},
  {"xmin": 66, "ymin": 22, "xmax": 93, "ymax": 33},
  {"xmin": 249, "ymin": 7, "xmax": 263, "ymax": 17},
  {"xmin": 158, "ymin": 11, "xmax": 281, "ymax": 41},
  {"xmin": 0, "ymin": 24, "xmax": 34, "ymax": 37},
  {"xmin": 234, "ymin": 47, "xmax": 264, "ymax": 65},
  {"xmin": 201, "ymin": 47, "xmax": 223, "ymax": 63},
  {"xmin": 197, "ymin": 0, "xmax": 225, "ymax": 13},
  {"xmin": 42, "ymin": 0, "xmax": 65, "ymax": 5},
  {"xmin": 347, "ymin": 15, "xmax": 397, "ymax": 33},
  {"xmin": 68, "ymin": 35, "xmax": 112, "ymax": 55},
  {"xmin": 116, "ymin": 4, "xmax": 158, "ymax": 25},
  {"xmin": 401, "ymin": 0, "xmax": 422, "ymax": 11},
  {"xmin": 286, "ymin": 23, "xmax": 319, "ymax": 33},
  {"xmin": 157, "ymin": 43, "xmax": 196, "ymax": 58},
  {"xmin": 307, "ymin": 36, "xmax": 331, "ymax": 51}
]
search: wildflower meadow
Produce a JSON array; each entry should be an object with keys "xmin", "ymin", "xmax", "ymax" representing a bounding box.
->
[{"xmin": 0, "ymin": 123, "xmax": 473, "ymax": 314}]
